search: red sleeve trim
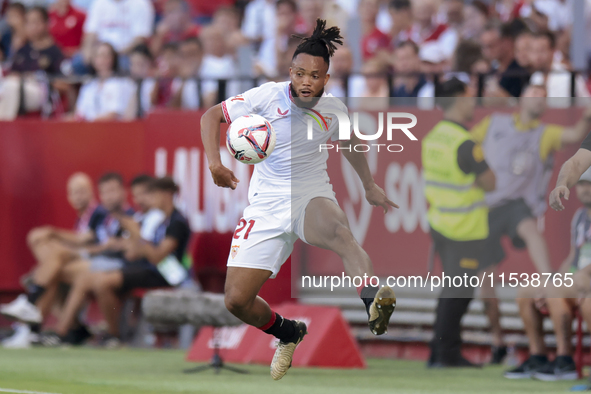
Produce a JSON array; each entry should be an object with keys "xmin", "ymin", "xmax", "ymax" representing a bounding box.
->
[{"xmin": 221, "ymin": 101, "xmax": 232, "ymax": 124}]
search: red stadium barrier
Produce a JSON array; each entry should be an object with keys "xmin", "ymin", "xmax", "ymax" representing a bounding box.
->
[
  {"xmin": 0, "ymin": 108, "xmax": 583, "ymax": 302},
  {"xmin": 186, "ymin": 304, "xmax": 366, "ymax": 368}
]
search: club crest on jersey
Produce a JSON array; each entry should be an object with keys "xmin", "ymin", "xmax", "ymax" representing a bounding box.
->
[{"xmin": 231, "ymin": 245, "xmax": 240, "ymax": 259}]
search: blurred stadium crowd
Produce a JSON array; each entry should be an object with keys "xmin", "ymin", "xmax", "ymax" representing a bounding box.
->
[{"xmin": 0, "ymin": 0, "xmax": 589, "ymax": 120}]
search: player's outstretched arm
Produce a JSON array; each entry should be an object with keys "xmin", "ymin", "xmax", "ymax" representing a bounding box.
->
[
  {"xmin": 560, "ymin": 106, "xmax": 591, "ymax": 145},
  {"xmin": 201, "ymin": 104, "xmax": 240, "ymax": 190},
  {"xmin": 550, "ymin": 149, "xmax": 591, "ymax": 211},
  {"xmin": 339, "ymin": 136, "xmax": 398, "ymax": 213}
]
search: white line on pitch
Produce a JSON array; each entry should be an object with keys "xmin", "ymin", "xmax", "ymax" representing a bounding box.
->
[{"xmin": 0, "ymin": 388, "xmax": 62, "ymax": 394}]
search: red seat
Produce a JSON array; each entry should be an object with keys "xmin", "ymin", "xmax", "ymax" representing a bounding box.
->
[{"xmin": 130, "ymin": 287, "xmax": 171, "ymax": 299}]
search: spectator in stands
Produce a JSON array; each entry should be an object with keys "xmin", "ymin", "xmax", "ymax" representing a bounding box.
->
[
  {"xmin": 210, "ymin": 6, "xmax": 248, "ymax": 55},
  {"xmin": 460, "ymin": 0, "xmax": 488, "ymax": 40},
  {"xmin": 170, "ymin": 37, "xmax": 203, "ymax": 110},
  {"xmin": 199, "ymin": 26, "xmax": 239, "ymax": 108},
  {"xmin": 73, "ymin": 42, "xmax": 133, "ymax": 121},
  {"xmin": 453, "ymin": 40, "xmax": 485, "ymax": 74},
  {"xmin": 494, "ymin": 0, "xmax": 521, "ymax": 22},
  {"xmin": 419, "ymin": 42, "xmax": 447, "ymax": 77},
  {"xmin": 78, "ymin": 0, "xmax": 154, "ymax": 73},
  {"xmin": 481, "ymin": 22, "xmax": 531, "ymax": 98},
  {"xmin": 408, "ymin": 0, "xmax": 458, "ymax": 61},
  {"xmin": 123, "ymin": 44, "xmax": 156, "ymax": 119},
  {"xmin": 241, "ymin": 0, "xmax": 276, "ymax": 45},
  {"xmin": 50, "ymin": 176, "xmax": 191, "ymax": 347},
  {"xmin": 479, "ymin": 23, "xmax": 502, "ymax": 70},
  {"xmin": 325, "ymin": 45, "xmax": 353, "ymax": 97},
  {"xmin": 298, "ymin": 0, "xmax": 324, "ymax": 35},
  {"xmin": 392, "ymin": 40, "xmax": 434, "ymax": 100},
  {"xmin": 503, "ymin": 169, "xmax": 591, "ymax": 380},
  {"xmin": 0, "ymin": 3, "xmax": 27, "ymax": 61},
  {"xmin": 350, "ymin": 58, "xmax": 389, "ymax": 111},
  {"xmin": 529, "ymin": 31, "xmax": 590, "ymax": 106},
  {"xmin": 554, "ymin": 28, "xmax": 572, "ymax": 70},
  {"xmin": 359, "ymin": 0, "xmax": 391, "ymax": 61},
  {"xmin": 322, "ymin": 0, "xmax": 351, "ymax": 39},
  {"xmin": 255, "ymin": 0, "xmax": 301, "ymax": 79},
  {"xmin": 0, "ymin": 172, "xmax": 98, "ymax": 348},
  {"xmin": 387, "ymin": 0, "xmax": 412, "ymax": 48},
  {"xmin": 514, "ymin": 29, "xmax": 534, "ymax": 70},
  {"xmin": 48, "ymin": 0, "xmax": 86, "ymax": 58},
  {"xmin": 185, "ymin": 0, "xmax": 236, "ymax": 23},
  {"xmin": 360, "ymin": 58, "xmax": 389, "ymax": 99},
  {"xmin": 150, "ymin": 42, "xmax": 180, "ymax": 109},
  {"xmin": 525, "ymin": 0, "xmax": 572, "ymax": 33},
  {"xmin": 12, "ymin": 7, "xmax": 65, "ymax": 75},
  {"xmin": 150, "ymin": 0, "xmax": 200, "ymax": 58},
  {"xmin": 0, "ymin": 6, "xmax": 65, "ymax": 120},
  {"xmin": 452, "ymin": 40, "xmax": 490, "ymax": 98},
  {"xmin": 442, "ymin": 0, "xmax": 464, "ymax": 28}
]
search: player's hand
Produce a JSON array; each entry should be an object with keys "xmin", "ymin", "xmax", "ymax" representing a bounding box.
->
[
  {"xmin": 210, "ymin": 163, "xmax": 240, "ymax": 190},
  {"xmin": 549, "ymin": 185, "xmax": 570, "ymax": 211},
  {"xmin": 365, "ymin": 182, "xmax": 399, "ymax": 213}
]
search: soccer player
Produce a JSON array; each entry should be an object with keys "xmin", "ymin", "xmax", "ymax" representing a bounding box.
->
[{"xmin": 201, "ymin": 19, "xmax": 397, "ymax": 380}]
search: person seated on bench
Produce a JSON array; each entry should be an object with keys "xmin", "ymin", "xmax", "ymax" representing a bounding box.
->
[
  {"xmin": 504, "ymin": 168, "xmax": 591, "ymax": 381},
  {"xmin": 0, "ymin": 172, "xmax": 133, "ymax": 347},
  {"xmin": 48, "ymin": 176, "xmax": 191, "ymax": 348}
]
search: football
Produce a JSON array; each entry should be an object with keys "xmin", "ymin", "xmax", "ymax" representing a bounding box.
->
[{"xmin": 226, "ymin": 114, "xmax": 276, "ymax": 164}]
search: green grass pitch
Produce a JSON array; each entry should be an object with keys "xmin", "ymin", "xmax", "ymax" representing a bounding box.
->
[{"xmin": 0, "ymin": 348, "xmax": 580, "ymax": 394}]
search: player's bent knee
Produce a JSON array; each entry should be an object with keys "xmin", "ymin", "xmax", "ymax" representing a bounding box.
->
[
  {"xmin": 333, "ymin": 224, "xmax": 356, "ymax": 247},
  {"xmin": 224, "ymin": 292, "xmax": 253, "ymax": 316},
  {"xmin": 27, "ymin": 227, "xmax": 49, "ymax": 247}
]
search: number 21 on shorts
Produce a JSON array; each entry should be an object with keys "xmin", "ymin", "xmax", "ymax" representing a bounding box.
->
[{"xmin": 233, "ymin": 218, "xmax": 255, "ymax": 240}]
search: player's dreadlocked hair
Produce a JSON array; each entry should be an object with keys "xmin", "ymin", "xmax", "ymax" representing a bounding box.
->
[{"xmin": 292, "ymin": 19, "xmax": 343, "ymax": 66}]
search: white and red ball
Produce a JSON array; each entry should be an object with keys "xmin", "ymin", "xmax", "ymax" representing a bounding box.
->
[{"xmin": 226, "ymin": 114, "xmax": 276, "ymax": 164}]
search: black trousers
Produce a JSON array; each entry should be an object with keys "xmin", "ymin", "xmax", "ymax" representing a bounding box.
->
[{"xmin": 429, "ymin": 229, "xmax": 486, "ymax": 364}]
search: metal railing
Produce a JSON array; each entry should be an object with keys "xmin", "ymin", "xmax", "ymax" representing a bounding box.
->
[{"xmin": 12, "ymin": 69, "xmax": 590, "ymax": 118}]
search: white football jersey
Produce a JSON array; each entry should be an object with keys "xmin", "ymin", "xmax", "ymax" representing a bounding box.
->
[{"xmin": 222, "ymin": 81, "xmax": 348, "ymax": 202}]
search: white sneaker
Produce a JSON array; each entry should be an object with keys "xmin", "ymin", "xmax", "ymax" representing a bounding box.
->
[
  {"xmin": 0, "ymin": 294, "xmax": 42, "ymax": 324},
  {"xmin": 270, "ymin": 320, "xmax": 307, "ymax": 381},
  {"xmin": 2, "ymin": 323, "xmax": 38, "ymax": 349}
]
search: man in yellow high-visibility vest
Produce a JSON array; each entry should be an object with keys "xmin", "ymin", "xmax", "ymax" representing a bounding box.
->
[{"xmin": 422, "ymin": 77, "xmax": 496, "ymax": 368}]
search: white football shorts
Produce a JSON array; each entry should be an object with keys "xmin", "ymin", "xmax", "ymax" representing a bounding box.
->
[{"xmin": 226, "ymin": 188, "xmax": 338, "ymax": 278}]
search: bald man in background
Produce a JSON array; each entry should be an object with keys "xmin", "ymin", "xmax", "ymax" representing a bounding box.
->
[{"xmin": 1, "ymin": 172, "xmax": 107, "ymax": 348}]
